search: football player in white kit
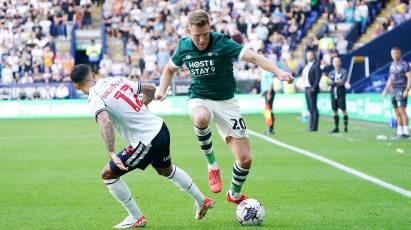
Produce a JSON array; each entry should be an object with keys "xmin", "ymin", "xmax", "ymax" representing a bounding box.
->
[{"xmin": 70, "ymin": 64, "xmax": 214, "ymax": 228}]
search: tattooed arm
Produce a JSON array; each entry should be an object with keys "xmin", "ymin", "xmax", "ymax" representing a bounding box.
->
[{"xmin": 96, "ymin": 110, "xmax": 128, "ymax": 171}]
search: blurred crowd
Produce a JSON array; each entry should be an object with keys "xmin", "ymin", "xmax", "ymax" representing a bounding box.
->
[
  {"xmin": 0, "ymin": 0, "xmax": 100, "ymax": 99},
  {"xmin": 375, "ymin": 0, "xmax": 411, "ymax": 36},
  {"xmin": 100, "ymin": 0, "xmax": 317, "ymax": 82},
  {"xmin": 1, "ymin": 0, "xmax": 411, "ymax": 100}
]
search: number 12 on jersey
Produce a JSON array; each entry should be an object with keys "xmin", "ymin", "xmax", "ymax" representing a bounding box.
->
[{"xmin": 114, "ymin": 84, "xmax": 143, "ymax": 112}]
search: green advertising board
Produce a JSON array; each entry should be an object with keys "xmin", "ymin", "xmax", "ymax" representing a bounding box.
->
[{"xmin": 0, "ymin": 94, "xmax": 408, "ymax": 123}]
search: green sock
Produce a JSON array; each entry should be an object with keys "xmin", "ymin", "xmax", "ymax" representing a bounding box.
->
[
  {"xmin": 230, "ymin": 183, "xmax": 241, "ymax": 193},
  {"xmin": 205, "ymin": 152, "xmax": 216, "ymax": 164}
]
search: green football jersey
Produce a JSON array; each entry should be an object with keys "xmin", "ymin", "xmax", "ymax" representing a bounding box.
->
[{"xmin": 170, "ymin": 32, "xmax": 246, "ymax": 100}]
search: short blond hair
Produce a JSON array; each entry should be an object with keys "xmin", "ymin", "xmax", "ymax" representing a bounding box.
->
[{"xmin": 188, "ymin": 9, "xmax": 210, "ymax": 27}]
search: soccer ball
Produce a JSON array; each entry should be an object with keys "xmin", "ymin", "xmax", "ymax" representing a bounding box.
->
[{"xmin": 236, "ymin": 199, "xmax": 265, "ymax": 225}]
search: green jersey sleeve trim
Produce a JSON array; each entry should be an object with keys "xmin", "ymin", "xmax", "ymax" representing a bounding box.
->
[{"xmin": 238, "ymin": 46, "xmax": 247, "ymax": 62}]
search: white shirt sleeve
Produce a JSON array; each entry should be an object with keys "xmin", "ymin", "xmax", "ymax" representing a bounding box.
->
[
  {"xmin": 123, "ymin": 78, "xmax": 142, "ymax": 94},
  {"xmin": 88, "ymin": 89, "xmax": 107, "ymax": 121}
]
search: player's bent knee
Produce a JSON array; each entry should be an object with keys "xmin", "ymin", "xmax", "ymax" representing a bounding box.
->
[
  {"xmin": 101, "ymin": 166, "xmax": 118, "ymax": 180},
  {"xmin": 154, "ymin": 166, "xmax": 173, "ymax": 177},
  {"xmin": 193, "ymin": 115, "xmax": 210, "ymax": 128}
]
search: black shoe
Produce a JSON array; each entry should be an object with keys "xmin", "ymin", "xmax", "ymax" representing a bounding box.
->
[
  {"xmin": 306, "ymin": 129, "xmax": 317, "ymax": 132},
  {"xmin": 401, "ymin": 134, "xmax": 410, "ymax": 139},
  {"xmin": 344, "ymin": 127, "xmax": 348, "ymax": 133},
  {"xmin": 330, "ymin": 128, "xmax": 339, "ymax": 133},
  {"xmin": 264, "ymin": 129, "xmax": 275, "ymax": 135}
]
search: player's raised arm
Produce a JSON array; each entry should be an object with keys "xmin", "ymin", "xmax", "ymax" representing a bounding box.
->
[
  {"xmin": 140, "ymin": 83, "xmax": 156, "ymax": 106},
  {"xmin": 96, "ymin": 110, "xmax": 128, "ymax": 171},
  {"xmin": 242, "ymin": 49, "xmax": 294, "ymax": 84}
]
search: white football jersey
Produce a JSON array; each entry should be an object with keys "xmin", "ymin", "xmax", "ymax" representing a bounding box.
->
[{"xmin": 88, "ymin": 77, "xmax": 163, "ymax": 147}]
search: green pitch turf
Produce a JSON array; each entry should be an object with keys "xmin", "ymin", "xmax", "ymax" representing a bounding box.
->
[{"xmin": 1, "ymin": 114, "xmax": 411, "ymax": 229}]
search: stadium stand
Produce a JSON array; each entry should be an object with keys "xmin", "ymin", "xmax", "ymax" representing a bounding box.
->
[
  {"xmin": 0, "ymin": 0, "xmax": 90, "ymax": 99},
  {"xmin": 101, "ymin": 0, "xmax": 320, "ymax": 82},
  {"xmin": 0, "ymin": 0, "xmax": 410, "ymax": 99}
]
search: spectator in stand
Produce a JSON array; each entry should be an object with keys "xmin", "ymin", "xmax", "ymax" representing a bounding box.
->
[
  {"xmin": 86, "ymin": 39, "xmax": 101, "ymax": 73},
  {"xmin": 55, "ymin": 83, "xmax": 70, "ymax": 99},
  {"xmin": 304, "ymin": 35, "xmax": 318, "ymax": 54},
  {"xmin": 318, "ymin": 33, "xmax": 335, "ymax": 54},
  {"xmin": 355, "ymin": 0, "xmax": 369, "ymax": 32},
  {"xmin": 1, "ymin": 62, "xmax": 14, "ymax": 85},
  {"xmin": 324, "ymin": 0, "xmax": 336, "ymax": 20},
  {"xmin": 20, "ymin": 72, "xmax": 34, "ymax": 84},
  {"xmin": 33, "ymin": 67, "xmax": 43, "ymax": 83},
  {"xmin": 82, "ymin": 4, "xmax": 92, "ymax": 29},
  {"xmin": 44, "ymin": 46, "xmax": 54, "ymax": 70},
  {"xmin": 99, "ymin": 53, "xmax": 113, "ymax": 75},
  {"xmin": 343, "ymin": 1, "xmax": 356, "ymax": 22},
  {"xmin": 336, "ymin": 34, "xmax": 349, "ymax": 55},
  {"xmin": 111, "ymin": 60, "xmax": 125, "ymax": 77},
  {"xmin": 63, "ymin": 52, "xmax": 75, "ymax": 77},
  {"xmin": 40, "ymin": 85, "xmax": 55, "ymax": 100}
]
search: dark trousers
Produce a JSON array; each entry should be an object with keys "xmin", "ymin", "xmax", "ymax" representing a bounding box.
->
[{"xmin": 305, "ymin": 87, "xmax": 319, "ymax": 131}]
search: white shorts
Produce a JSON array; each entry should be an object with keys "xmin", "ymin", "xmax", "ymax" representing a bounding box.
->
[{"xmin": 188, "ymin": 98, "xmax": 249, "ymax": 142}]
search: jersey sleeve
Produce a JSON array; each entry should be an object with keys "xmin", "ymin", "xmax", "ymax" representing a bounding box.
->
[
  {"xmin": 88, "ymin": 89, "xmax": 107, "ymax": 122},
  {"xmin": 170, "ymin": 40, "xmax": 183, "ymax": 68},
  {"xmin": 221, "ymin": 35, "xmax": 247, "ymax": 61}
]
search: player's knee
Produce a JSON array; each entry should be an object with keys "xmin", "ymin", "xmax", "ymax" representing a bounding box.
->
[
  {"xmin": 193, "ymin": 114, "xmax": 210, "ymax": 128},
  {"xmin": 155, "ymin": 167, "xmax": 173, "ymax": 177},
  {"xmin": 101, "ymin": 168, "xmax": 116, "ymax": 180}
]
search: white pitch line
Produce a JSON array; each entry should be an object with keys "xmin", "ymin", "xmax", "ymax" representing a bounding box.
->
[{"xmin": 248, "ymin": 129, "xmax": 411, "ymax": 199}]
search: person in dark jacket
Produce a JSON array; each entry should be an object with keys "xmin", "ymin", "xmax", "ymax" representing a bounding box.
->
[{"xmin": 302, "ymin": 51, "xmax": 321, "ymax": 131}]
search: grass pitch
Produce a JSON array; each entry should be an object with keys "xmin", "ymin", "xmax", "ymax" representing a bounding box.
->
[{"xmin": 1, "ymin": 114, "xmax": 411, "ymax": 229}]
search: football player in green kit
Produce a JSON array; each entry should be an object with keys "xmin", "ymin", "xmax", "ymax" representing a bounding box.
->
[{"xmin": 155, "ymin": 9, "xmax": 294, "ymax": 204}]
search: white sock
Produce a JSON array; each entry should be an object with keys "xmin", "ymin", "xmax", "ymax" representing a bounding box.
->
[
  {"xmin": 403, "ymin": 125, "xmax": 409, "ymax": 135},
  {"xmin": 168, "ymin": 165, "xmax": 205, "ymax": 207},
  {"xmin": 104, "ymin": 178, "xmax": 143, "ymax": 220},
  {"xmin": 398, "ymin": 126, "xmax": 404, "ymax": 136},
  {"xmin": 208, "ymin": 162, "xmax": 219, "ymax": 170}
]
